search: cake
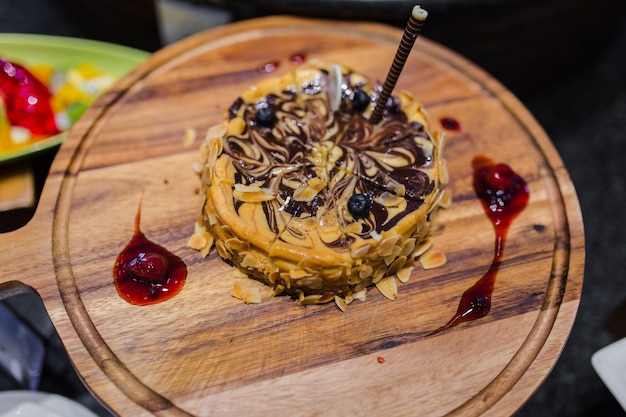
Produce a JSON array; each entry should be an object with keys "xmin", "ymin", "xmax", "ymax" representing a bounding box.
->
[{"xmin": 189, "ymin": 61, "xmax": 449, "ymax": 309}]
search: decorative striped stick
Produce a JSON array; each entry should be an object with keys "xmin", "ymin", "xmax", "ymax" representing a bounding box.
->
[{"xmin": 369, "ymin": 5, "xmax": 428, "ymax": 124}]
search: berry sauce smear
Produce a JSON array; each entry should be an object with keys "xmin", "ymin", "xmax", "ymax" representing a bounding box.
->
[
  {"xmin": 113, "ymin": 202, "xmax": 187, "ymax": 306},
  {"xmin": 431, "ymin": 155, "xmax": 529, "ymax": 334}
]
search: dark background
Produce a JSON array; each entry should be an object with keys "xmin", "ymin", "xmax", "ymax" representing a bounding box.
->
[{"xmin": 1, "ymin": 0, "xmax": 626, "ymax": 415}]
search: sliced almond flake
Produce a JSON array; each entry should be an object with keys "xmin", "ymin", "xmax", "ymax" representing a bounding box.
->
[
  {"xmin": 399, "ymin": 238, "xmax": 416, "ymax": 258},
  {"xmin": 393, "ymin": 245, "xmax": 404, "ymax": 257},
  {"xmin": 387, "ymin": 182, "xmax": 406, "ymax": 197},
  {"xmin": 194, "ymin": 220, "xmax": 207, "ymax": 234},
  {"xmin": 187, "ymin": 222, "xmax": 206, "ymax": 246},
  {"xmin": 335, "ymin": 296, "xmax": 347, "ymax": 312},
  {"xmin": 428, "ymin": 189, "xmax": 445, "ymax": 213},
  {"xmin": 377, "ymin": 191, "xmax": 404, "ymax": 207},
  {"xmin": 417, "ymin": 136, "xmax": 434, "ymax": 160},
  {"xmin": 267, "ymin": 271, "xmax": 279, "ymax": 285},
  {"xmin": 207, "ymin": 121, "xmax": 229, "ymax": 139},
  {"xmin": 233, "ymin": 184, "xmax": 276, "ymax": 202},
  {"xmin": 298, "ymin": 293, "xmax": 335, "ymax": 307},
  {"xmin": 348, "ymin": 274, "xmax": 362, "ymax": 285},
  {"xmin": 289, "ymin": 269, "xmax": 310, "ymax": 279},
  {"xmin": 344, "ymin": 222, "xmax": 362, "ymax": 235},
  {"xmin": 241, "ymin": 253, "xmax": 258, "ymax": 268},
  {"xmin": 225, "ymin": 237, "xmax": 248, "ymax": 253},
  {"xmin": 220, "ymin": 224, "xmax": 233, "ymax": 235},
  {"xmin": 376, "ymin": 275, "xmax": 398, "ymax": 300},
  {"xmin": 242, "ymin": 287, "xmax": 262, "ymax": 304},
  {"xmin": 397, "ymin": 90, "xmax": 414, "ymax": 104},
  {"xmin": 298, "ymin": 294, "xmax": 322, "ymax": 307},
  {"xmin": 188, "ymin": 222, "xmax": 214, "ymax": 256},
  {"xmin": 372, "ymin": 264, "xmax": 387, "ymax": 284},
  {"xmin": 351, "ymin": 243, "xmax": 371, "ymax": 259},
  {"xmin": 293, "ymin": 185, "xmax": 319, "ymax": 202},
  {"xmin": 198, "ymin": 140, "xmax": 209, "ymax": 162},
  {"xmin": 206, "ymin": 140, "xmax": 223, "ymax": 168},
  {"xmin": 378, "ymin": 235, "xmax": 401, "ymax": 257},
  {"xmin": 354, "ymin": 277, "xmax": 373, "ymax": 293},
  {"xmin": 232, "ymin": 282, "xmax": 244, "ymax": 299},
  {"xmin": 370, "ymin": 230, "xmax": 382, "ymax": 242},
  {"xmin": 273, "ymin": 284, "xmax": 285, "ymax": 296},
  {"xmin": 396, "ymin": 266, "xmax": 414, "ymax": 283},
  {"xmin": 383, "ymin": 253, "xmax": 396, "ymax": 266},
  {"xmin": 199, "ymin": 238, "xmax": 213, "ymax": 258},
  {"xmin": 325, "ymin": 269, "xmax": 343, "ymax": 280},
  {"xmin": 271, "ymin": 164, "xmax": 301, "ymax": 177},
  {"xmin": 186, "ymin": 233, "xmax": 207, "ymax": 251},
  {"xmin": 386, "ymin": 255, "xmax": 407, "ymax": 275},
  {"xmin": 227, "ymin": 117, "xmax": 246, "ymax": 136},
  {"xmin": 365, "ymin": 165, "xmax": 378, "ymax": 178},
  {"xmin": 439, "ymin": 190, "xmax": 452, "ymax": 208},
  {"xmin": 419, "ymin": 249, "xmax": 447, "ymax": 270},
  {"xmin": 439, "ymin": 159, "xmax": 450, "ymax": 185},
  {"xmin": 358, "ymin": 264, "xmax": 373, "ymax": 279},
  {"xmin": 183, "ymin": 127, "xmax": 196, "ymax": 147},
  {"xmin": 319, "ymin": 226, "xmax": 342, "ymax": 245},
  {"xmin": 215, "ymin": 240, "xmax": 228, "ymax": 259},
  {"xmin": 412, "ymin": 238, "xmax": 433, "ymax": 257},
  {"xmin": 232, "ymin": 268, "xmax": 248, "ymax": 279},
  {"xmin": 432, "ymin": 130, "xmax": 445, "ymax": 150},
  {"xmin": 352, "ymin": 288, "xmax": 367, "ymax": 302},
  {"xmin": 303, "ymin": 217, "xmax": 318, "ymax": 229},
  {"xmin": 233, "ymin": 183, "xmax": 262, "ymax": 192},
  {"xmin": 232, "ymin": 282, "xmax": 262, "ymax": 304},
  {"xmin": 318, "ymin": 293, "xmax": 335, "ymax": 304},
  {"xmin": 308, "ymin": 177, "xmax": 326, "ymax": 191},
  {"xmin": 327, "ymin": 64, "xmax": 342, "ymax": 113}
]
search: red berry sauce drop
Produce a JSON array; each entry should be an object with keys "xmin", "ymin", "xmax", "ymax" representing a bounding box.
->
[
  {"xmin": 430, "ymin": 155, "xmax": 529, "ymax": 334},
  {"xmin": 290, "ymin": 53, "xmax": 307, "ymax": 65},
  {"xmin": 0, "ymin": 58, "xmax": 60, "ymax": 136},
  {"xmin": 113, "ymin": 201, "xmax": 187, "ymax": 305},
  {"xmin": 440, "ymin": 117, "xmax": 461, "ymax": 131}
]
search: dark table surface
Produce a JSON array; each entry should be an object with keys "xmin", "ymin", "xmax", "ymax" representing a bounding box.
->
[{"xmin": 1, "ymin": 1, "xmax": 626, "ymax": 416}]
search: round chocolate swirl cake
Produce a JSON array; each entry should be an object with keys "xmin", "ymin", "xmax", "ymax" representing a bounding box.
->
[{"xmin": 190, "ymin": 62, "xmax": 449, "ymax": 309}]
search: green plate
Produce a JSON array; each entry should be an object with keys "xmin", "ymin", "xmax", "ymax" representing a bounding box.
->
[{"xmin": 0, "ymin": 34, "xmax": 149, "ymax": 164}]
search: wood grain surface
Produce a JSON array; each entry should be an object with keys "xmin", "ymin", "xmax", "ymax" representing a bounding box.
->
[{"xmin": 0, "ymin": 17, "xmax": 584, "ymax": 417}]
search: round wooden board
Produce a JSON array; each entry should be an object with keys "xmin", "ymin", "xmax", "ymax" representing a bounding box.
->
[{"xmin": 0, "ymin": 17, "xmax": 584, "ymax": 417}]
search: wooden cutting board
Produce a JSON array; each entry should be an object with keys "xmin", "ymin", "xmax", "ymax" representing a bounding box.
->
[{"xmin": 0, "ymin": 17, "xmax": 584, "ymax": 417}]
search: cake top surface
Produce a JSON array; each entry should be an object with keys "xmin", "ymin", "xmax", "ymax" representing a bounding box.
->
[{"xmin": 214, "ymin": 63, "xmax": 442, "ymax": 243}]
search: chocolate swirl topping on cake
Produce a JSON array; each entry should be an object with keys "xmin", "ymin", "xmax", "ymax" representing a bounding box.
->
[
  {"xmin": 190, "ymin": 62, "xmax": 449, "ymax": 308},
  {"xmin": 221, "ymin": 68, "xmax": 435, "ymax": 240}
]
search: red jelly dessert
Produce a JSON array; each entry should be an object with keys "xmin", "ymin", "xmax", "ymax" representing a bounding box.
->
[{"xmin": 0, "ymin": 58, "xmax": 59, "ymax": 136}]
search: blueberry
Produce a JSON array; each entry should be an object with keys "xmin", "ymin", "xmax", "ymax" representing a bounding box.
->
[
  {"xmin": 352, "ymin": 90, "xmax": 370, "ymax": 112},
  {"xmin": 255, "ymin": 107, "xmax": 276, "ymax": 127},
  {"xmin": 347, "ymin": 194, "xmax": 372, "ymax": 218}
]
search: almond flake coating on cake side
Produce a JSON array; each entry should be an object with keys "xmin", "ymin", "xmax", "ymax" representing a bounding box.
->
[{"xmin": 190, "ymin": 61, "xmax": 449, "ymax": 309}]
